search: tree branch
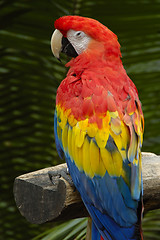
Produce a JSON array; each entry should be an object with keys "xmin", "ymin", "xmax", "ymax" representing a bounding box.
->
[{"xmin": 13, "ymin": 152, "xmax": 160, "ymax": 224}]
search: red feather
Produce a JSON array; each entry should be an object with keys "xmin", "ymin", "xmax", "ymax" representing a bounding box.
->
[{"xmin": 54, "ymin": 15, "xmax": 144, "ymax": 240}]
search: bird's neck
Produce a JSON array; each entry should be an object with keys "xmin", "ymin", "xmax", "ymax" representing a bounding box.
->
[{"xmin": 66, "ymin": 50, "xmax": 123, "ymax": 76}]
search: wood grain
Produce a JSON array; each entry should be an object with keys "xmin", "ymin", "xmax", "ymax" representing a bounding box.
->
[{"xmin": 13, "ymin": 152, "xmax": 160, "ymax": 224}]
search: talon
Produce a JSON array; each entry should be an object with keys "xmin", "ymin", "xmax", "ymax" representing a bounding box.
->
[
  {"xmin": 48, "ymin": 170, "xmax": 61, "ymax": 185},
  {"xmin": 48, "ymin": 168, "xmax": 74, "ymax": 188}
]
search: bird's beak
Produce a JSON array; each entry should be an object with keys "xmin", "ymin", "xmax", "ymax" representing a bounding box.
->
[
  {"xmin": 51, "ymin": 29, "xmax": 78, "ymax": 61},
  {"xmin": 51, "ymin": 29, "xmax": 63, "ymax": 61}
]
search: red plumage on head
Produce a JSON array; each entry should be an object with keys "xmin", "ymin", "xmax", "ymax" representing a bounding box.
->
[
  {"xmin": 54, "ymin": 16, "xmax": 140, "ymax": 124},
  {"xmin": 54, "ymin": 16, "xmax": 144, "ymax": 240},
  {"xmin": 54, "ymin": 15, "xmax": 121, "ymax": 58}
]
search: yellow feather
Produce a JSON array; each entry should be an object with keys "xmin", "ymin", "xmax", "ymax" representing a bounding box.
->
[
  {"xmin": 102, "ymin": 111, "xmax": 110, "ymax": 128},
  {"xmin": 83, "ymin": 137, "xmax": 93, "ymax": 177},
  {"xmin": 110, "ymin": 122, "xmax": 130, "ymax": 160},
  {"xmin": 96, "ymin": 154, "xmax": 106, "ymax": 177},
  {"xmin": 140, "ymin": 132, "xmax": 143, "ymax": 146},
  {"xmin": 90, "ymin": 139, "xmax": 102, "ymax": 176},
  {"xmin": 59, "ymin": 109, "xmax": 68, "ymax": 129},
  {"xmin": 65, "ymin": 108, "xmax": 72, "ymax": 118},
  {"xmin": 90, "ymin": 140, "xmax": 99, "ymax": 173},
  {"xmin": 139, "ymin": 152, "xmax": 142, "ymax": 186},
  {"xmin": 68, "ymin": 114, "xmax": 77, "ymax": 127},
  {"xmin": 100, "ymin": 148, "xmax": 115, "ymax": 176},
  {"xmin": 68, "ymin": 127, "xmax": 73, "ymax": 161},
  {"xmin": 62, "ymin": 125, "xmax": 68, "ymax": 151},
  {"xmin": 75, "ymin": 125, "xmax": 86, "ymax": 148},
  {"xmin": 95, "ymin": 129, "xmax": 109, "ymax": 148},
  {"xmin": 86, "ymin": 123, "xmax": 97, "ymax": 138},
  {"xmin": 79, "ymin": 119, "xmax": 88, "ymax": 130},
  {"xmin": 74, "ymin": 145, "xmax": 83, "ymax": 171},
  {"xmin": 109, "ymin": 111, "xmax": 119, "ymax": 119},
  {"xmin": 71, "ymin": 127, "xmax": 76, "ymax": 161},
  {"xmin": 110, "ymin": 130, "xmax": 122, "ymax": 151},
  {"xmin": 111, "ymin": 150, "xmax": 123, "ymax": 177},
  {"xmin": 121, "ymin": 123, "xmax": 130, "ymax": 149},
  {"xmin": 110, "ymin": 117, "xmax": 122, "ymax": 135}
]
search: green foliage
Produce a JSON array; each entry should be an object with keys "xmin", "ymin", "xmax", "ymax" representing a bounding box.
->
[
  {"xmin": 0, "ymin": 0, "xmax": 160, "ymax": 240},
  {"xmin": 33, "ymin": 218, "xmax": 87, "ymax": 240},
  {"xmin": 143, "ymin": 211, "xmax": 160, "ymax": 240},
  {"xmin": 33, "ymin": 214, "xmax": 160, "ymax": 240}
]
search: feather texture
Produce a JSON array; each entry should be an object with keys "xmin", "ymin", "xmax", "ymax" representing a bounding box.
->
[{"xmin": 53, "ymin": 16, "xmax": 144, "ymax": 240}]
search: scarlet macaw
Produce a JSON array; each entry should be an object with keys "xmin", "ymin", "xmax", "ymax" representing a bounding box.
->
[{"xmin": 51, "ymin": 16, "xmax": 144, "ymax": 240}]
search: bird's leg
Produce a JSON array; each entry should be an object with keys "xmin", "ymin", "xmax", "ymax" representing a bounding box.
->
[{"xmin": 48, "ymin": 167, "xmax": 74, "ymax": 188}]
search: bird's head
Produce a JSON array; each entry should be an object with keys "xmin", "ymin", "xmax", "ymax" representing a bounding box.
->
[{"xmin": 51, "ymin": 16, "xmax": 121, "ymax": 62}]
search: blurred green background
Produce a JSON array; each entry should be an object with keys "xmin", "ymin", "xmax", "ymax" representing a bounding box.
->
[{"xmin": 0, "ymin": 0, "xmax": 160, "ymax": 239}]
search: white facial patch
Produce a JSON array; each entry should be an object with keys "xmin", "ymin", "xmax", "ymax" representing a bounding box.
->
[{"xmin": 67, "ymin": 29, "xmax": 91, "ymax": 55}]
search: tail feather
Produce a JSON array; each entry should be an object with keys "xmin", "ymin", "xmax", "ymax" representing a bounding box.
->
[
  {"xmin": 86, "ymin": 218, "xmax": 101, "ymax": 240},
  {"xmin": 91, "ymin": 221, "xmax": 101, "ymax": 240},
  {"xmin": 86, "ymin": 202, "xmax": 142, "ymax": 240}
]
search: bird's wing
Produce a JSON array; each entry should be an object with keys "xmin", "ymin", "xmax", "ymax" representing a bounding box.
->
[{"xmin": 54, "ymin": 73, "xmax": 144, "ymax": 239}]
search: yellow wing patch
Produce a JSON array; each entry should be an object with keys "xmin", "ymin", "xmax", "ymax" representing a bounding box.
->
[
  {"xmin": 56, "ymin": 103, "xmax": 143, "ymax": 185},
  {"xmin": 57, "ymin": 105, "xmax": 125, "ymax": 178}
]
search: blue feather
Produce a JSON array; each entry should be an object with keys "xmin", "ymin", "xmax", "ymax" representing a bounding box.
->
[
  {"xmin": 65, "ymin": 154, "xmax": 138, "ymax": 240},
  {"xmin": 116, "ymin": 176, "xmax": 138, "ymax": 210},
  {"xmin": 54, "ymin": 116, "xmax": 141, "ymax": 240},
  {"xmin": 91, "ymin": 221, "xmax": 101, "ymax": 240},
  {"xmin": 54, "ymin": 110, "xmax": 64, "ymax": 159},
  {"xmin": 131, "ymin": 162, "xmax": 141, "ymax": 200}
]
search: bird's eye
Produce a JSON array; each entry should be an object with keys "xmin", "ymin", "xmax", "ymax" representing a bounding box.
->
[
  {"xmin": 76, "ymin": 32, "xmax": 82, "ymax": 36},
  {"xmin": 75, "ymin": 31, "xmax": 84, "ymax": 39}
]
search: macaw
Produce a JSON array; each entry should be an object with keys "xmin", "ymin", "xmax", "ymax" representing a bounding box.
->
[{"xmin": 51, "ymin": 16, "xmax": 144, "ymax": 240}]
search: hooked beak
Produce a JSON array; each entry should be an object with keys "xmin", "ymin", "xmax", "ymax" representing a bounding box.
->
[
  {"xmin": 51, "ymin": 29, "xmax": 63, "ymax": 61},
  {"xmin": 51, "ymin": 29, "xmax": 78, "ymax": 61}
]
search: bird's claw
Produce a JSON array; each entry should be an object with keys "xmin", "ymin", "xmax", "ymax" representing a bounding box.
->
[{"xmin": 48, "ymin": 167, "xmax": 74, "ymax": 187}]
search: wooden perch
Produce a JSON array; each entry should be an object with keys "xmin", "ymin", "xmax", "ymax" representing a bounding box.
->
[{"xmin": 13, "ymin": 152, "xmax": 160, "ymax": 224}]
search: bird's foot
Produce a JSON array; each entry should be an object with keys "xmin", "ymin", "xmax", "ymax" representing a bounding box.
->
[{"xmin": 48, "ymin": 167, "xmax": 74, "ymax": 188}]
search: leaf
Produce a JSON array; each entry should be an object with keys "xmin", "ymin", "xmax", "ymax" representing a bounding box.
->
[{"xmin": 32, "ymin": 218, "xmax": 87, "ymax": 240}]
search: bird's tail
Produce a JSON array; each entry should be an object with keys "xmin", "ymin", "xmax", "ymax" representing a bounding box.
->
[
  {"xmin": 87, "ymin": 219, "xmax": 143, "ymax": 240},
  {"xmin": 86, "ymin": 218, "xmax": 103, "ymax": 240},
  {"xmin": 85, "ymin": 204, "xmax": 143, "ymax": 240}
]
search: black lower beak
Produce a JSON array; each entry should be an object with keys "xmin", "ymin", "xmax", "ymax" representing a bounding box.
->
[{"xmin": 61, "ymin": 37, "xmax": 78, "ymax": 58}]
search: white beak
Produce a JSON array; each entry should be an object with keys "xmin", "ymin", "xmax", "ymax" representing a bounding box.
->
[{"xmin": 51, "ymin": 29, "xmax": 63, "ymax": 59}]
